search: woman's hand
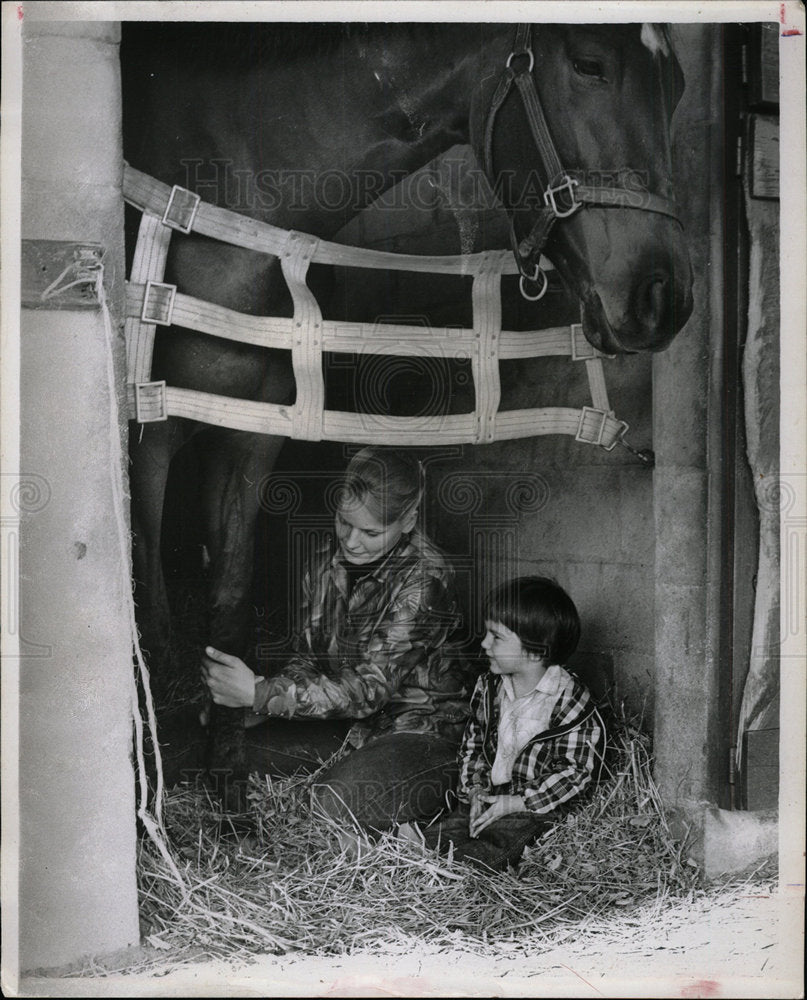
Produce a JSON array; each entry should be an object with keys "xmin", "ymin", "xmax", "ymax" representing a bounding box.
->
[
  {"xmin": 201, "ymin": 646, "xmax": 257, "ymax": 709},
  {"xmin": 469, "ymin": 793, "xmax": 527, "ymax": 837}
]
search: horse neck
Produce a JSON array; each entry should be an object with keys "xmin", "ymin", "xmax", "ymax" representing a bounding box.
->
[
  {"xmin": 358, "ymin": 25, "xmax": 512, "ymax": 162},
  {"xmin": 246, "ymin": 26, "xmax": 510, "ymax": 234}
]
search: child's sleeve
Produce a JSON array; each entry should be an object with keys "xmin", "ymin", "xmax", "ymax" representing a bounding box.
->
[
  {"xmin": 519, "ymin": 690, "xmax": 604, "ymax": 816},
  {"xmin": 457, "ymin": 676, "xmax": 490, "ymax": 800}
]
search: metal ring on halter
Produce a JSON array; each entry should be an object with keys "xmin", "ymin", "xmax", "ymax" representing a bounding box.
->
[
  {"xmin": 519, "ymin": 263, "xmax": 549, "ymax": 302},
  {"xmin": 506, "ymin": 48, "xmax": 535, "ymax": 74}
]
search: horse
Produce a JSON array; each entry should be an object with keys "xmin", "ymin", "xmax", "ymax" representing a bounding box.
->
[{"xmin": 120, "ymin": 21, "xmax": 693, "ymax": 676}]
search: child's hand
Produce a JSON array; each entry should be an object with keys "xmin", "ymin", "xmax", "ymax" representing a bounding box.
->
[
  {"xmin": 469, "ymin": 787, "xmax": 486, "ymax": 829},
  {"xmin": 201, "ymin": 646, "xmax": 257, "ymax": 708},
  {"xmin": 470, "ymin": 793, "xmax": 527, "ymax": 837}
]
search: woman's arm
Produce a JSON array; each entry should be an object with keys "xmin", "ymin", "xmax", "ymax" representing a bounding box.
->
[{"xmin": 251, "ymin": 571, "xmax": 459, "ymax": 720}]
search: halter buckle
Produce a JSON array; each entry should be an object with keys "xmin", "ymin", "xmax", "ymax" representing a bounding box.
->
[{"xmin": 544, "ymin": 176, "xmax": 581, "ymax": 219}]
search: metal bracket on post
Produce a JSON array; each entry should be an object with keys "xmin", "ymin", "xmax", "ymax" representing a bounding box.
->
[{"xmin": 21, "ymin": 240, "xmax": 104, "ymax": 310}]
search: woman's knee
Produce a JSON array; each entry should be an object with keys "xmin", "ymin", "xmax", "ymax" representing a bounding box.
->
[
  {"xmin": 311, "ymin": 735, "xmax": 460, "ymax": 833},
  {"xmin": 310, "ymin": 775, "xmax": 384, "ymax": 831},
  {"xmin": 311, "ymin": 779, "xmax": 350, "ymax": 825}
]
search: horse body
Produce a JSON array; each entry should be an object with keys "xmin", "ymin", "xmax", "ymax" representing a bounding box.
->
[{"xmin": 121, "ymin": 22, "xmax": 692, "ymax": 666}]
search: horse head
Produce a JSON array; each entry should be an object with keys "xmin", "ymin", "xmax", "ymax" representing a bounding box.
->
[{"xmin": 475, "ymin": 23, "xmax": 693, "ymax": 354}]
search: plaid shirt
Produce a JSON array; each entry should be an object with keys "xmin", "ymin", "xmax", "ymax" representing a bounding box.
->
[
  {"xmin": 253, "ymin": 530, "xmax": 473, "ymax": 746},
  {"xmin": 457, "ymin": 667, "xmax": 604, "ymax": 815}
]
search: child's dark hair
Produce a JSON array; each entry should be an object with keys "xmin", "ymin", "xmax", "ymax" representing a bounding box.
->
[{"xmin": 483, "ymin": 576, "xmax": 580, "ymax": 664}]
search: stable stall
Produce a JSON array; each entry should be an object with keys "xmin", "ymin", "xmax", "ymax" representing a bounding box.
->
[{"xmin": 4, "ymin": 8, "xmax": 798, "ymax": 977}]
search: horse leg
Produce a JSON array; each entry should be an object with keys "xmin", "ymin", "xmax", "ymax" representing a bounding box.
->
[
  {"xmin": 198, "ymin": 428, "xmax": 286, "ymax": 656},
  {"xmin": 129, "ymin": 418, "xmax": 186, "ymax": 672},
  {"xmin": 199, "ymin": 428, "xmax": 287, "ymax": 806}
]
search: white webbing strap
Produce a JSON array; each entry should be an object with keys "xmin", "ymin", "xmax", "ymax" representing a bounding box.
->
[
  {"xmin": 122, "ymin": 386, "xmax": 626, "ymax": 447},
  {"xmin": 122, "ymin": 166, "xmax": 629, "ymax": 451},
  {"xmin": 127, "ymin": 282, "xmax": 294, "ymax": 350},
  {"xmin": 568, "ymin": 321, "xmax": 613, "ymax": 413},
  {"xmin": 126, "ymin": 384, "xmax": 295, "ymax": 436},
  {"xmin": 567, "ymin": 321, "xmax": 625, "ymax": 445},
  {"xmin": 471, "ymin": 252, "xmax": 503, "ymax": 444},
  {"xmin": 281, "ymin": 231, "xmax": 325, "ymax": 441},
  {"xmin": 123, "ymin": 284, "xmax": 628, "ymax": 447},
  {"xmin": 126, "ymin": 280, "xmax": 593, "ymax": 360},
  {"xmin": 125, "ymin": 211, "xmax": 172, "ymax": 399},
  {"xmin": 123, "ymin": 164, "xmax": 553, "ymax": 277},
  {"xmin": 320, "ymin": 407, "xmax": 625, "ymax": 446},
  {"xmin": 585, "ymin": 358, "xmax": 611, "ymax": 412}
]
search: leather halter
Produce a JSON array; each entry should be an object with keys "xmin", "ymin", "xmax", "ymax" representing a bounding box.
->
[{"xmin": 483, "ymin": 24, "xmax": 681, "ymax": 300}]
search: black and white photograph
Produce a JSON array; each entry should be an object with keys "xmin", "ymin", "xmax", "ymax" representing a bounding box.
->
[{"xmin": 1, "ymin": 1, "xmax": 805, "ymax": 996}]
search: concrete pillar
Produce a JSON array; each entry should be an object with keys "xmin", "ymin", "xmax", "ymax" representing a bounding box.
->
[
  {"xmin": 652, "ymin": 26, "xmax": 724, "ymax": 809},
  {"xmin": 11, "ymin": 16, "xmax": 139, "ymax": 973}
]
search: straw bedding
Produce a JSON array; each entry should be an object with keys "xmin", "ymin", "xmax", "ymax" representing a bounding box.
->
[
  {"xmin": 129, "ymin": 709, "xmax": 708, "ymax": 970},
  {"xmin": 74, "ymin": 590, "xmax": 771, "ymax": 977}
]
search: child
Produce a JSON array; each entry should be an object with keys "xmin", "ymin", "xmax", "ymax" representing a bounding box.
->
[{"xmin": 400, "ymin": 576, "xmax": 604, "ymax": 871}]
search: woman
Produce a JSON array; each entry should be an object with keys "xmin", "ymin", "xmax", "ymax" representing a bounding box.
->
[{"xmin": 202, "ymin": 446, "xmax": 473, "ymax": 835}]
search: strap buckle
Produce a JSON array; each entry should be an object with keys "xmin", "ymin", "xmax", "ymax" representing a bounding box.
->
[
  {"xmin": 162, "ymin": 185, "xmax": 200, "ymax": 234},
  {"xmin": 134, "ymin": 381, "xmax": 168, "ymax": 423},
  {"xmin": 544, "ymin": 176, "xmax": 581, "ymax": 219},
  {"xmin": 570, "ymin": 323, "xmax": 597, "ymax": 361},
  {"xmin": 575, "ymin": 406, "xmax": 628, "ymax": 450},
  {"xmin": 141, "ymin": 281, "xmax": 177, "ymax": 326},
  {"xmin": 570, "ymin": 322, "xmax": 617, "ymax": 361}
]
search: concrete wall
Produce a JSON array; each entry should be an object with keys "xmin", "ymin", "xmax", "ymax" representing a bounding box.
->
[
  {"xmin": 16, "ymin": 18, "xmax": 139, "ymax": 971},
  {"xmin": 652, "ymin": 25, "xmax": 725, "ymax": 808}
]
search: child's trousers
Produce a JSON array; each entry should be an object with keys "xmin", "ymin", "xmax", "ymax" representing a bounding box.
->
[{"xmin": 420, "ymin": 804, "xmax": 550, "ymax": 871}]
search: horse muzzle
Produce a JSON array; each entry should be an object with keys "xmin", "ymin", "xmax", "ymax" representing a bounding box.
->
[{"xmin": 560, "ymin": 214, "xmax": 694, "ymax": 355}]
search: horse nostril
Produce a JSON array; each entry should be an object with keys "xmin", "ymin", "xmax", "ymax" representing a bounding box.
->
[{"xmin": 638, "ymin": 273, "xmax": 670, "ymax": 330}]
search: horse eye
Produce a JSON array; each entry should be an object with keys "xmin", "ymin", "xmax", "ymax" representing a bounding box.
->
[{"xmin": 573, "ymin": 57, "xmax": 605, "ymax": 80}]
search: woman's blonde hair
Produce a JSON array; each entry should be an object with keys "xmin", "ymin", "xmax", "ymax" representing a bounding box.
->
[{"xmin": 340, "ymin": 447, "xmax": 423, "ymax": 526}]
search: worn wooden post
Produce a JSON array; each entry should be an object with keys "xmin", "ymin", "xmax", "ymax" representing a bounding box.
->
[{"xmin": 8, "ymin": 14, "xmax": 140, "ymax": 974}]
